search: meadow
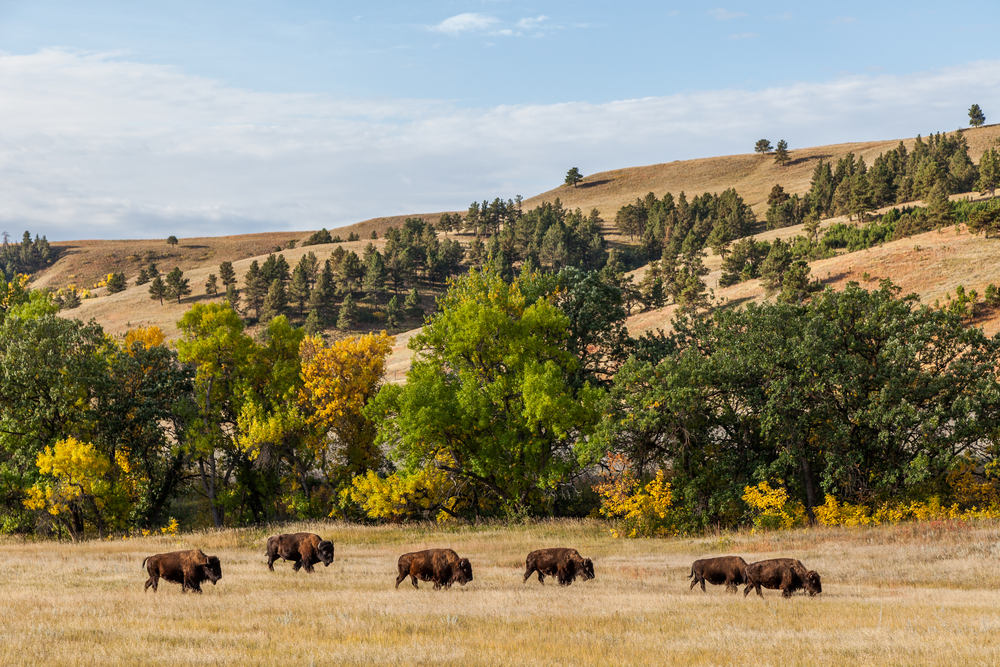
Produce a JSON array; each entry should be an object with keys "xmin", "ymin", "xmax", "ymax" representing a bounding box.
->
[{"xmin": 3, "ymin": 519, "xmax": 1000, "ymax": 666}]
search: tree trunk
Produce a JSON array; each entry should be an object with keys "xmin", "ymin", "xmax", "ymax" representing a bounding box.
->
[
  {"xmin": 800, "ymin": 451, "xmax": 818, "ymax": 525},
  {"xmin": 199, "ymin": 456, "xmax": 224, "ymax": 529}
]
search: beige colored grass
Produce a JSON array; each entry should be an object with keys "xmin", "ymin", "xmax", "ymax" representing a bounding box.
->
[{"xmin": 3, "ymin": 520, "xmax": 1000, "ymax": 666}]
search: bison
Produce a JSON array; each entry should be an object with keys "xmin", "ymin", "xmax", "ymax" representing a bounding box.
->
[
  {"xmin": 395, "ymin": 549, "xmax": 473, "ymax": 590},
  {"xmin": 266, "ymin": 532, "xmax": 335, "ymax": 573},
  {"xmin": 744, "ymin": 558, "xmax": 822, "ymax": 598},
  {"xmin": 523, "ymin": 548, "xmax": 595, "ymax": 586},
  {"xmin": 688, "ymin": 555, "xmax": 748, "ymax": 593},
  {"xmin": 143, "ymin": 549, "xmax": 222, "ymax": 594}
]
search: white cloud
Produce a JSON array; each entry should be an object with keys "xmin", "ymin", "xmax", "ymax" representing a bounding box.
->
[
  {"xmin": 516, "ymin": 15, "xmax": 548, "ymax": 30},
  {"xmin": 2, "ymin": 50, "xmax": 1000, "ymax": 240},
  {"xmin": 430, "ymin": 13, "xmax": 498, "ymax": 34},
  {"xmin": 709, "ymin": 8, "xmax": 747, "ymax": 21}
]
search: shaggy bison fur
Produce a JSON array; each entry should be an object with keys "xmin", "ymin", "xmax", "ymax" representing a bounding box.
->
[
  {"xmin": 523, "ymin": 548, "xmax": 595, "ymax": 586},
  {"xmin": 266, "ymin": 532, "xmax": 335, "ymax": 573},
  {"xmin": 143, "ymin": 549, "xmax": 222, "ymax": 593},
  {"xmin": 688, "ymin": 556, "xmax": 748, "ymax": 593},
  {"xmin": 744, "ymin": 558, "xmax": 822, "ymax": 598},
  {"xmin": 395, "ymin": 549, "xmax": 473, "ymax": 590}
]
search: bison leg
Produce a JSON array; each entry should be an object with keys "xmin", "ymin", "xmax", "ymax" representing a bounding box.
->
[
  {"xmin": 523, "ymin": 565, "xmax": 536, "ymax": 584},
  {"xmin": 292, "ymin": 560, "xmax": 303, "ymax": 572},
  {"xmin": 303, "ymin": 559, "xmax": 316, "ymax": 574},
  {"xmin": 395, "ymin": 569, "xmax": 406, "ymax": 589},
  {"xmin": 266, "ymin": 553, "xmax": 276, "ymax": 571},
  {"xmin": 144, "ymin": 574, "xmax": 158, "ymax": 593}
]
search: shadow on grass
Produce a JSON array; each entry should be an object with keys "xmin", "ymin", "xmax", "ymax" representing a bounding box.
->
[
  {"xmin": 578, "ymin": 179, "xmax": 612, "ymax": 189},
  {"xmin": 787, "ymin": 153, "xmax": 832, "ymax": 167}
]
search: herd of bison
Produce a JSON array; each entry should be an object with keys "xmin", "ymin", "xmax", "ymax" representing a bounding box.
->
[{"xmin": 142, "ymin": 531, "xmax": 822, "ymax": 599}]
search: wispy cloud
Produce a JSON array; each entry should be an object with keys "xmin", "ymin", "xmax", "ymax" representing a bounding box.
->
[
  {"xmin": 430, "ymin": 13, "xmax": 498, "ymax": 34},
  {"xmin": 517, "ymin": 15, "xmax": 548, "ymax": 30},
  {"xmin": 709, "ymin": 8, "xmax": 747, "ymax": 21},
  {"xmin": 2, "ymin": 50, "xmax": 1000, "ymax": 240}
]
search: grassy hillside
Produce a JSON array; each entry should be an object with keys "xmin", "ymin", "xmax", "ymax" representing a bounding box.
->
[
  {"xmin": 3, "ymin": 519, "xmax": 1000, "ymax": 666},
  {"xmin": 26, "ymin": 125, "xmax": 1000, "ymax": 352}
]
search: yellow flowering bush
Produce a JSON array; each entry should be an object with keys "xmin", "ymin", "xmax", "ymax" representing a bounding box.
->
[
  {"xmin": 742, "ymin": 482, "xmax": 807, "ymax": 530},
  {"xmin": 595, "ymin": 453, "xmax": 676, "ymax": 537},
  {"xmin": 342, "ymin": 455, "xmax": 463, "ymax": 523}
]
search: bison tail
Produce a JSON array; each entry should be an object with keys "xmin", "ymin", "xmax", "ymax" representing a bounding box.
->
[{"xmin": 142, "ymin": 556, "xmax": 149, "ymax": 569}]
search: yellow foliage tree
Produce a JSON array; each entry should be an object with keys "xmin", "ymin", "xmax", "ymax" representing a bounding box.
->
[
  {"xmin": 299, "ymin": 331, "xmax": 394, "ymax": 484},
  {"xmin": 742, "ymin": 482, "xmax": 806, "ymax": 530},
  {"xmin": 123, "ymin": 325, "xmax": 166, "ymax": 352},
  {"xmin": 343, "ymin": 454, "xmax": 467, "ymax": 522},
  {"xmin": 24, "ymin": 437, "xmax": 126, "ymax": 541},
  {"xmin": 594, "ymin": 453, "xmax": 676, "ymax": 537}
]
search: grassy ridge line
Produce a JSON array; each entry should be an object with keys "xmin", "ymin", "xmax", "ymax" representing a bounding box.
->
[{"xmin": 2, "ymin": 519, "xmax": 1000, "ymax": 666}]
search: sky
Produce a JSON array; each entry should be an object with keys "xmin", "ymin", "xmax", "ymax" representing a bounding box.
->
[{"xmin": 1, "ymin": 2, "xmax": 999, "ymax": 241}]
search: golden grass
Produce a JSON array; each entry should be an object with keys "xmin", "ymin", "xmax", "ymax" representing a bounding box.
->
[{"xmin": 4, "ymin": 520, "xmax": 1000, "ymax": 666}]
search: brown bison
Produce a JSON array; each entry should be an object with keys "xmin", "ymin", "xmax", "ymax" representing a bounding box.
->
[
  {"xmin": 523, "ymin": 548, "xmax": 595, "ymax": 586},
  {"xmin": 395, "ymin": 549, "xmax": 473, "ymax": 590},
  {"xmin": 688, "ymin": 556, "xmax": 748, "ymax": 593},
  {"xmin": 744, "ymin": 558, "xmax": 822, "ymax": 598},
  {"xmin": 266, "ymin": 532, "xmax": 335, "ymax": 573},
  {"xmin": 143, "ymin": 549, "xmax": 222, "ymax": 593}
]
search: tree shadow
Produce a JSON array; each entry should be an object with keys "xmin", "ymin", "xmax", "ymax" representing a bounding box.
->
[
  {"xmin": 579, "ymin": 179, "xmax": 612, "ymax": 189},
  {"xmin": 715, "ymin": 296, "xmax": 754, "ymax": 312},
  {"xmin": 786, "ymin": 153, "xmax": 832, "ymax": 168},
  {"xmin": 183, "ymin": 244, "xmax": 210, "ymax": 250}
]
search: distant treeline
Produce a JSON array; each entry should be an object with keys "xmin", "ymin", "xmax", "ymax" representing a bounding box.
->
[{"xmin": 1, "ymin": 231, "xmax": 54, "ymax": 281}]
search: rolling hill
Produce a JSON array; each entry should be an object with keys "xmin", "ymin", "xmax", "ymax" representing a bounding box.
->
[{"xmin": 23, "ymin": 125, "xmax": 1000, "ymax": 377}]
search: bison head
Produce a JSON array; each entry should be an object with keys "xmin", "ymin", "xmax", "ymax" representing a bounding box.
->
[
  {"xmin": 456, "ymin": 558, "xmax": 473, "ymax": 585},
  {"xmin": 318, "ymin": 540, "xmax": 335, "ymax": 566},
  {"xmin": 804, "ymin": 570, "xmax": 821, "ymax": 596},
  {"xmin": 204, "ymin": 556, "xmax": 223, "ymax": 585},
  {"xmin": 580, "ymin": 558, "xmax": 595, "ymax": 581}
]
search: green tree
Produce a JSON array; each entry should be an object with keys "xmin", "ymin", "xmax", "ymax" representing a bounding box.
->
[
  {"xmin": 303, "ymin": 309, "xmax": 323, "ymax": 335},
  {"xmin": 225, "ymin": 283, "xmax": 241, "ymax": 312},
  {"xmin": 754, "ymin": 139, "xmax": 773, "ymax": 156},
  {"xmin": 564, "ymin": 167, "xmax": 583, "ymax": 188},
  {"xmin": 148, "ymin": 276, "xmax": 167, "ymax": 305},
  {"xmin": 218, "ymin": 261, "xmax": 237, "ymax": 287},
  {"xmin": 106, "ymin": 272, "xmax": 127, "ymax": 294},
  {"xmin": 205, "ymin": 273, "xmax": 219, "ymax": 296},
  {"xmin": 926, "ymin": 181, "xmax": 954, "ymax": 227},
  {"xmin": 362, "ymin": 249, "xmax": 388, "ymax": 304},
  {"xmin": 166, "ymin": 236, "xmax": 178, "ymax": 247},
  {"xmin": 164, "ymin": 267, "xmax": 191, "ymax": 303},
  {"xmin": 773, "ymin": 139, "xmax": 790, "ymax": 166},
  {"xmin": 260, "ymin": 279, "xmax": 288, "ymax": 322},
  {"xmin": 242, "ymin": 260, "xmax": 268, "ymax": 320},
  {"xmin": 366, "ymin": 268, "xmax": 602, "ymax": 517},
  {"xmin": 969, "ymin": 104, "xmax": 986, "ymax": 128},
  {"xmin": 288, "ymin": 264, "xmax": 311, "ymax": 314},
  {"xmin": 337, "ymin": 293, "xmax": 360, "ymax": 330},
  {"xmin": 404, "ymin": 287, "xmax": 423, "ymax": 320},
  {"xmin": 385, "ymin": 295, "xmax": 401, "ymax": 329},
  {"xmin": 978, "ymin": 148, "xmax": 999, "ymax": 198},
  {"xmin": 135, "ymin": 268, "xmax": 150, "ymax": 286}
]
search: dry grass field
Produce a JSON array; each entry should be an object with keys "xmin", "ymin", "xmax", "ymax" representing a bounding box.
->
[{"xmin": 3, "ymin": 520, "xmax": 1000, "ymax": 666}]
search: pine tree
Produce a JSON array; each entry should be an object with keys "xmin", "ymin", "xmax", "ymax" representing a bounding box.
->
[
  {"xmin": 386, "ymin": 295, "xmax": 401, "ymax": 329},
  {"xmin": 61, "ymin": 288, "xmax": 81, "ymax": 310},
  {"xmin": 362, "ymin": 249, "xmax": 388, "ymax": 304},
  {"xmin": 337, "ymin": 293, "xmax": 359, "ymax": 330},
  {"xmin": 404, "ymin": 287, "xmax": 423, "ymax": 320},
  {"xmin": 242, "ymin": 260, "xmax": 268, "ymax": 320},
  {"xmin": 773, "ymin": 139, "xmax": 790, "ymax": 166},
  {"xmin": 136, "ymin": 268, "xmax": 150, "ymax": 285},
  {"xmin": 167, "ymin": 235, "xmax": 178, "ymax": 247},
  {"xmin": 978, "ymin": 148, "xmax": 999, "ymax": 198},
  {"xmin": 969, "ymin": 104, "xmax": 986, "ymax": 128},
  {"xmin": 754, "ymin": 139, "xmax": 773, "ymax": 156},
  {"xmin": 564, "ymin": 167, "xmax": 583, "ymax": 188},
  {"xmin": 225, "ymin": 283, "xmax": 241, "ymax": 312},
  {"xmin": 147, "ymin": 262, "xmax": 159, "ymax": 278},
  {"xmin": 218, "ymin": 260, "xmax": 237, "ymax": 287},
  {"xmin": 927, "ymin": 181, "xmax": 954, "ymax": 227},
  {"xmin": 205, "ymin": 273, "xmax": 219, "ymax": 296},
  {"xmin": 303, "ymin": 309, "xmax": 323, "ymax": 335},
  {"xmin": 148, "ymin": 276, "xmax": 167, "ymax": 305},
  {"xmin": 260, "ymin": 279, "xmax": 288, "ymax": 322},
  {"xmin": 288, "ymin": 264, "xmax": 311, "ymax": 314},
  {"xmin": 106, "ymin": 272, "xmax": 127, "ymax": 294},
  {"xmin": 165, "ymin": 267, "xmax": 191, "ymax": 303}
]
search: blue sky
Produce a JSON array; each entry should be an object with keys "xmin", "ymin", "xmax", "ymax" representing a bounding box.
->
[{"xmin": 1, "ymin": 1, "xmax": 999, "ymax": 240}]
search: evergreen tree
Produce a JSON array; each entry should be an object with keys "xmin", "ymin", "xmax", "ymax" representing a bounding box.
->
[
  {"xmin": 638, "ymin": 261, "xmax": 666, "ymax": 311},
  {"xmin": 218, "ymin": 260, "xmax": 237, "ymax": 287},
  {"xmin": 337, "ymin": 250, "xmax": 364, "ymax": 296},
  {"xmin": 969, "ymin": 103, "xmax": 986, "ymax": 128},
  {"xmin": 165, "ymin": 267, "xmax": 191, "ymax": 303},
  {"xmin": 106, "ymin": 272, "xmax": 127, "ymax": 294},
  {"xmin": 300, "ymin": 252, "xmax": 319, "ymax": 286},
  {"xmin": 773, "ymin": 139, "xmax": 790, "ymax": 166},
  {"xmin": 759, "ymin": 238, "xmax": 793, "ymax": 295},
  {"xmin": 386, "ymin": 295, "xmax": 401, "ymax": 329},
  {"xmin": 754, "ymin": 139, "xmax": 773, "ymax": 156},
  {"xmin": 136, "ymin": 268, "xmax": 150, "ymax": 285},
  {"xmin": 564, "ymin": 167, "xmax": 583, "ymax": 188},
  {"xmin": 288, "ymin": 264, "xmax": 311, "ymax": 314},
  {"xmin": 167, "ymin": 235, "xmax": 178, "ymax": 247},
  {"xmin": 978, "ymin": 148, "xmax": 999, "ymax": 198},
  {"xmin": 303, "ymin": 309, "xmax": 323, "ymax": 335},
  {"xmin": 260, "ymin": 279, "xmax": 288, "ymax": 322},
  {"xmin": 777, "ymin": 260, "xmax": 814, "ymax": 304},
  {"xmin": 242, "ymin": 260, "xmax": 268, "ymax": 319},
  {"xmin": 362, "ymin": 249, "xmax": 388, "ymax": 304},
  {"xmin": 404, "ymin": 287, "xmax": 423, "ymax": 320},
  {"xmin": 849, "ymin": 172, "xmax": 876, "ymax": 221},
  {"xmin": 148, "ymin": 276, "xmax": 167, "ymax": 305},
  {"xmin": 348, "ymin": 232, "xmax": 360, "ymax": 242},
  {"xmin": 337, "ymin": 293, "xmax": 359, "ymax": 330},
  {"xmin": 927, "ymin": 181, "xmax": 954, "ymax": 227},
  {"xmin": 146, "ymin": 262, "xmax": 159, "ymax": 279},
  {"xmin": 467, "ymin": 236, "xmax": 486, "ymax": 267},
  {"xmin": 204, "ymin": 273, "xmax": 219, "ymax": 296},
  {"xmin": 61, "ymin": 288, "xmax": 81, "ymax": 309},
  {"xmin": 225, "ymin": 283, "xmax": 241, "ymax": 312}
]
